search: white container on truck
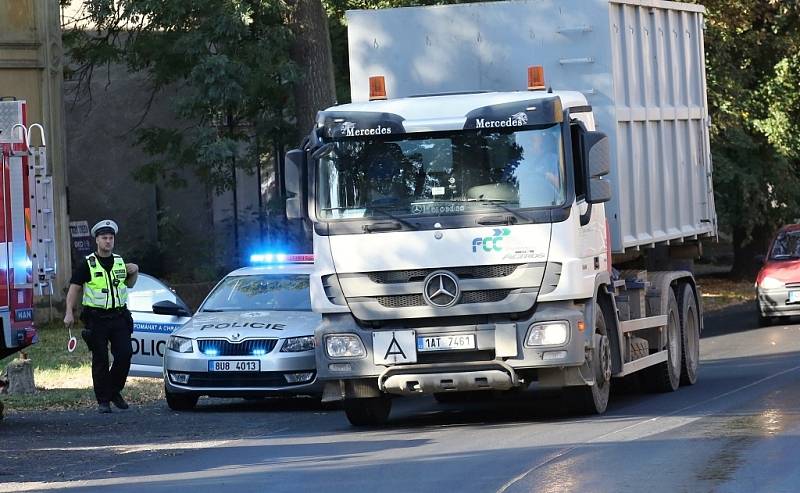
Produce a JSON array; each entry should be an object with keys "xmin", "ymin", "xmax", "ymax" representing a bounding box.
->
[{"xmin": 285, "ymin": 0, "xmax": 716, "ymax": 426}]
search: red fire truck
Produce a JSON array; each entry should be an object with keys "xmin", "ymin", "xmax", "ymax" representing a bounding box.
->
[{"xmin": 0, "ymin": 99, "xmax": 43, "ymax": 359}]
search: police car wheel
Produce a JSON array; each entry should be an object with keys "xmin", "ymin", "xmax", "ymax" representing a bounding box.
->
[{"xmin": 165, "ymin": 388, "xmax": 199, "ymax": 411}]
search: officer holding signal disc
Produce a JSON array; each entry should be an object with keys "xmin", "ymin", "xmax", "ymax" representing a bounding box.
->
[{"xmin": 64, "ymin": 220, "xmax": 139, "ymax": 413}]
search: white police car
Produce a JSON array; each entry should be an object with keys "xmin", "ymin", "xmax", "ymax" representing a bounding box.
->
[{"xmin": 162, "ymin": 254, "xmax": 321, "ymax": 410}]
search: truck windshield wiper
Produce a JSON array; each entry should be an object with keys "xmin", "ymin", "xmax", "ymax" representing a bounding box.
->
[
  {"xmin": 472, "ymin": 200, "xmax": 529, "ymax": 225},
  {"xmin": 365, "ymin": 206, "xmax": 419, "ymax": 232}
]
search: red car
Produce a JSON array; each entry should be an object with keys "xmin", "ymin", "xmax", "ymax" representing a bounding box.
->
[{"xmin": 756, "ymin": 224, "xmax": 800, "ymax": 325}]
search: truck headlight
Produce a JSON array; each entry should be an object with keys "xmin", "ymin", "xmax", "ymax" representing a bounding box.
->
[
  {"xmin": 325, "ymin": 334, "xmax": 366, "ymax": 358},
  {"xmin": 281, "ymin": 336, "xmax": 315, "ymax": 352},
  {"xmin": 759, "ymin": 276, "xmax": 784, "ymax": 290},
  {"xmin": 525, "ymin": 322, "xmax": 569, "ymax": 347},
  {"xmin": 167, "ymin": 336, "xmax": 194, "ymax": 353}
]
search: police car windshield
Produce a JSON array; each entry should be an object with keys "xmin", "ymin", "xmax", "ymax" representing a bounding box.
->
[{"xmin": 200, "ymin": 274, "xmax": 311, "ymax": 312}]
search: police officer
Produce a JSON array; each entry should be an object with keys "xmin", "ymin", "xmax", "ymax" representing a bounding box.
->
[{"xmin": 64, "ymin": 220, "xmax": 139, "ymax": 413}]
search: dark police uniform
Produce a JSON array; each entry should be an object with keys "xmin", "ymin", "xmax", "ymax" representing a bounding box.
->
[{"xmin": 70, "ymin": 252, "xmax": 134, "ymax": 406}]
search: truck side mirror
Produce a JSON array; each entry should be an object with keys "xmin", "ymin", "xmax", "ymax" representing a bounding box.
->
[
  {"xmin": 284, "ymin": 149, "xmax": 307, "ymax": 219},
  {"xmin": 583, "ymin": 131, "xmax": 611, "ymax": 204}
]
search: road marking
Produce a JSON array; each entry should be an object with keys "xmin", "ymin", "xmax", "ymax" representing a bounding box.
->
[
  {"xmin": 496, "ymin": 363, "xmax": 800, "ymax": 493},
  {"xmin": 2, "ymin": 426, "xmax": 291, "ymax": 492}
]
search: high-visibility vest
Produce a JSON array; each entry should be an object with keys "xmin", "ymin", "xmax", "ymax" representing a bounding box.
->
[{"xmin": 81, "ymin": 253, "xmax": 128, "ymax": 309}]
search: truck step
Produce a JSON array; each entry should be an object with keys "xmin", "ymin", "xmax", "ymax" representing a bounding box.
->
[
  {"xmin": 615, "ymin": 350, "xmax": 667, "ymax": 377},
  {"xmin": 619, "ymin": 315, "xmax": 667, "ymax": 334}
]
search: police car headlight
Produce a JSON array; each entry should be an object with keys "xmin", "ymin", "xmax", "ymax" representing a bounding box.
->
[
  {"xmin": 325, "ymin": 334, "xmax": 366, "ymax": 358},
  {"xmin": 525, "ymin": 322, "xmax": 569, "ymax": 347},
  {"xmin": 281, "ymin": 336, "xmax": 315, "ymax": 352},
  {"xmin": 167, "ymin": 336, "xmax": 194, "ymax": 353}
]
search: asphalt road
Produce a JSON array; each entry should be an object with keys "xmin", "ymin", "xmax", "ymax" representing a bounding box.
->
[{"xmin": 3, "ymin": 302, "xmax": 800, "ymax": 492}]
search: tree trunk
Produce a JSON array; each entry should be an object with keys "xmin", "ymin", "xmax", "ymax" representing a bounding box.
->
[
  {"xmin": 2, "ymin": 357, "xmax": 36, "ymax": 395},
  {"xmin": 730, "ymin": 224, "xmax": 771, "ymax": 280},
  {"xmin": 288, "ymin": 0, "xmax": 337, "ymax": 145}
]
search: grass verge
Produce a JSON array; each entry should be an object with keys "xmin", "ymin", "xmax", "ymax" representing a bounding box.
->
[
  {"xmin": 697, "ymin": 275, "xmax": 756, "ymax": 313},
  {"xmin": 1, "ymin": 321, "xmax": 162, "ymax": 413}
]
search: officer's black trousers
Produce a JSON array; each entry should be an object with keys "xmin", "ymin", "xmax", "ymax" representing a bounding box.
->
[{"xmin": 84, "ymin": 312, "xmax": 133, "ymax": 404}]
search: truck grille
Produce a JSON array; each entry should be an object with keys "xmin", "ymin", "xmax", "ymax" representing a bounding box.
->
[
  {"xmin": 196, "ymin": 339, "xmax": 278, "ymax": 356},
  {"xmin": 375, "ymin": 289, "xmax": 512, "ymax": 308},
  {"xmin": 368, "ymin": 264, "xmax": 520, "ymax": 284}
]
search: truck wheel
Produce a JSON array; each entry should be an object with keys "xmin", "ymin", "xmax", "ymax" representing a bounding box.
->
[
  {"xmin": 344, "ymin": 396, "xmax": 392, "ymax": 426},
  {"xmin": 646, "ymin": 288, "xmax": 682, "ymax": 392},
  {"xmin": 165, "ymin": 388, "xmax": 199, "ymax": 411},
  {"xmin": 679, "ymin": 284, "xmax": 700, "ymax": 386},
  {"xmin": 568, "ymin": 302, "xmax": 612, "ymax": 414}
]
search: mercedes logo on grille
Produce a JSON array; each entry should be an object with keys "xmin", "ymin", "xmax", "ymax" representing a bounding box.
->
[{"xmin": 422, "ymin": 270, "xmax": 461, "ymax": 308}]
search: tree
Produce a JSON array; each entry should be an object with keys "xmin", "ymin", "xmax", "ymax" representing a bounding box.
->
[
  {"xmin": 61, "ymin": 0, "xmax": 340, "ymax": 260},
  {"xmin": 63, "ymin": 0, "xmax": 297, "ymax": 191},
  {"xmin": 700, "ymin": 0, "xmax": 800, "ymax": 278}
]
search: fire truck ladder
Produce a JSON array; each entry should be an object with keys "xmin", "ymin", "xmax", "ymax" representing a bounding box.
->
[{"xmin": 13, "ymin": 124, "xmax": 56, "ymax": 296}]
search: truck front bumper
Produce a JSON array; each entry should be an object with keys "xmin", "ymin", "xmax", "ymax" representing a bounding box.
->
[{"xmin": 316, "ymin": 301, "xmax": 592, "ymax": 397}]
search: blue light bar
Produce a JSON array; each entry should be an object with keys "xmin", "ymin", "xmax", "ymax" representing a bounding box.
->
[
  {"xmin": 249, "ymin": 253, "xmax": 314, "ymax": 264},
  {"xmin": 204, "ymin": 348, "xmax": 219, "ymax": 356}
]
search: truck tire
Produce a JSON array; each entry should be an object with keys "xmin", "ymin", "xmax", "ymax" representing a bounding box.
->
[
  {"xmin": 645, "ymin": 288, "xmax": 682, "ymax": 392},
  {"xmin": 679, "ymin": 284, "xmax": 700, "ymax": 386},
  {"xmin": 567, "ymin": 302, "xmax": 611, "ymax": 414},
  {"xmin": 165, "ymin": 388, "xmax": 199, "ymax": 411},
  {"xmin": 628, "ymin": 337, "xmax": 649, "ymax": 361},
  {"xmin": 344, "ymin": 396, "xmax": 392, "ymax": 426}
]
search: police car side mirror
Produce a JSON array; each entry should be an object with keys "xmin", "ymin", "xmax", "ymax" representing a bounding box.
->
[
  {"xmin": 285, "ymin": 149, "xmax": 307, "ymax": 220},
  {"xmin": 153, "ymin": 300, "xmax": 191, "ymax": 317}
]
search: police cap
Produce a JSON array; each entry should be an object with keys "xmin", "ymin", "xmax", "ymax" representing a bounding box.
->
[{"xmin": 91, "ymin": 219, "xmax": 119, "ymax": 237}]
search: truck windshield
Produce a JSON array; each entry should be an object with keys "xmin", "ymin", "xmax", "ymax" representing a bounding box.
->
[
  {"xmin": 316, "ymin": 124, "xmax": 566, "ymax": 219},
  {"xmin": 201, "ymin": 274, "xmax": 311, "ymax": 312}
]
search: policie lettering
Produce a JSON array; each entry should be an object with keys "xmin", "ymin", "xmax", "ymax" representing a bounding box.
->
[
  {"xmin": 131, "ymin": 338, "xmax": 166, "ymax": 357},
  {"xmin": 199, "ymin": 322, "xmax": 287, "ymax": 331},
  {"xmin": 472, "ymin": 228, "xmax": 511, "ymax": 253}
]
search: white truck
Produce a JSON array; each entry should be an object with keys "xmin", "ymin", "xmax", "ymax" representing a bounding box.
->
[{"xmin": 285, "ymin": 0, "xmax": 716, "ymax": 425}]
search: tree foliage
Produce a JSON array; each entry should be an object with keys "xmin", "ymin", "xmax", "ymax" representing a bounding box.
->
[
  {"xmin": 62, "ymin": 0, "xmax": 298, "ymax": 193},
  {"xmin": 699, "ymin": 0, "xmax": 800, "ymax": 276}
]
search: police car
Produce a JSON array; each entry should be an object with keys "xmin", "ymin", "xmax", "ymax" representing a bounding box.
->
[
  {"xmin": 162, "ymin": 254, "xmax": 321, "ymax": 410},
  {"xmin": 129, "ymin": 274, "xmax": 193, "ymax": 377}
]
